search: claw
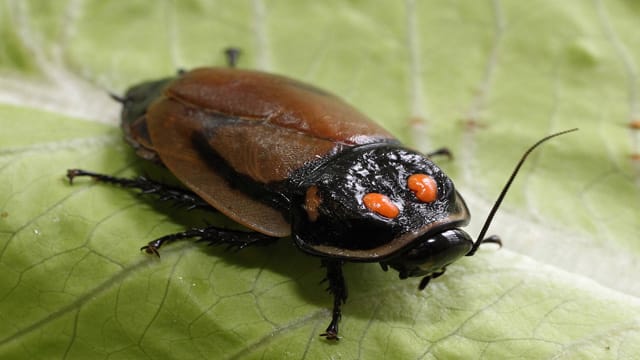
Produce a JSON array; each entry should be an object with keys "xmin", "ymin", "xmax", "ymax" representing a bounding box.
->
[
  {"xmin": 66, "ymin": 169, "xmax": 85, "ymax": 184},
  {"xmin": 141, "ymin": 245, "xmax": 160, "ymax": 258},
  {"xmin": 320, "ymin": 331, "xmax": 340, "ymax": 341}
]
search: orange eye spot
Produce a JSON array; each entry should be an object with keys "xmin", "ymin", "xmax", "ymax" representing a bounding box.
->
[
  {"xmin": 363, "ymin": 193, "xmax": 399, "ymax": 218},
  {"xmin": 304, "ymin": 186, "xmax": 322, "ymax": 222},
  {"xmin": 408, "ymin": 174, "xmax": 438, "ymax": 203}
]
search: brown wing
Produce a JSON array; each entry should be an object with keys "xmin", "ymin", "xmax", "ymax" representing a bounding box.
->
[
  {"xmin": 166, "ymin": 68, "xmax": 396, "ymax": 146},
  {"xmin": 202, "ymin": 118, "xmax": 340, "ymax": 183},
  {"xmin": 144, "ymin": 99, "xmax": 290, "ymax": 237},
  {"xmin": 144, "ymin": 68, "xmax": 396, "ymax": 236}
]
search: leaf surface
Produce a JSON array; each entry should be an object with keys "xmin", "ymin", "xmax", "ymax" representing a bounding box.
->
[{"xmin": 1, "ymin": 1, "xmax": 639, "ymax": 359}]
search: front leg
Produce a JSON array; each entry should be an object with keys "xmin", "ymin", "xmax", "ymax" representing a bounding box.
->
[
  {"xmin": 426, "ymin": 147, "xmax": 452, "ymax": 160},
  {"xmin": 320, "ymin": 259, "xmax": 348, "ymax": 340},
  {"xmin": 418, "ymin": 269, "xmax": 446, "ymax": 290}
]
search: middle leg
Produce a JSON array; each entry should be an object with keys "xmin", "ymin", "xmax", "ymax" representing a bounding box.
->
[{"xmin": 142, "ymin": 225, "xmax": 279, "ymax": 257}]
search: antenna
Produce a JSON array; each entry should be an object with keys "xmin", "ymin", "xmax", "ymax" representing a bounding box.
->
[{"xmin": 466, "ymin": 128, "xmax": 578, "ymax": 256}]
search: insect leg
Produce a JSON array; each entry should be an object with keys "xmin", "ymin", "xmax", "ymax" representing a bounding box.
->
[
  {"xmin": 426, "ymin": 147, "xmax": 453, "ymax": 160},
  {"xmin": 319, "ymin": 259, "xmax": 348, "ymax": 340},
  {"xmin": 66, "ymin": 169, "xmax": 210, "ymax": 210},
  {"xmin": 224, "ymin": 47, "xmax": 241, "ymax": 68},
  {"xmin": 142, "ymin": 226, "xmax": 279, "ymax": 257},
  {"xmin": 418, "ymin": 269, "xmax": 446, "ymax": 290}
]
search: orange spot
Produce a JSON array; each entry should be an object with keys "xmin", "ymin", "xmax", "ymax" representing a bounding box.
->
[
  {"xmin": 630, "ymin": 120, "xmax": 640, "ymax": 129},
  {"xmin": 407, "ymin": 174, "xmax": 438, "ymax": 202},
  {"xmin": 631, "ymin": 153, "xmax": 640, "ymax": 161},
  {"xmin": 304, "ymin": 186, "xmax": 322, "ymax": 222},
  {"xmin": 363, "ymin": 193, "xmax": 399, "ymax": 218}
]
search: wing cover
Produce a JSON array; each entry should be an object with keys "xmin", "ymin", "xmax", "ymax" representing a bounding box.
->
[{"xmin": 143, "ymin": 68, "xmax": 396, "ymax": 236}]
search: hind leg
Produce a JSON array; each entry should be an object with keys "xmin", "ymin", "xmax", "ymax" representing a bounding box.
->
[{"xmin": 67, "ymin": 169, "xmax": 210, "ymax": 210}]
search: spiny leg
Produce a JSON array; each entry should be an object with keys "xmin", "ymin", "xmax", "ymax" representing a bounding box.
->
[
  {"xmin": 67, "ymin": 169, "xmax": 210, "ymax": 210},
  {"xmin": 320, "ymin": 259, "xmax": 348, "ymax": 340},
  {"xmin": 66, "ymin": 170, "xmax": 277, "ymax": 255},
  {"xmin": 142, "ymin": 225, "xmax": 278, "ymax": 257}
]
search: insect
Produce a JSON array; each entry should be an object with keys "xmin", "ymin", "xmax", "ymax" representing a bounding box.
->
[{"xmin": 67, "ymin": 49, "xmax": 576, "ymax": 340}]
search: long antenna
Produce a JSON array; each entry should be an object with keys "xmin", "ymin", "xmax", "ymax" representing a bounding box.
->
[{"xmin": 466, "ymin": 128, "xmax": 578, "ymax": 256}]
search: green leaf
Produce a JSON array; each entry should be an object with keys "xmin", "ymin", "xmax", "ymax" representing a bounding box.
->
[{"xmin": 1, "ymin": 1, "xmax": 640, "ymax": 358}]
